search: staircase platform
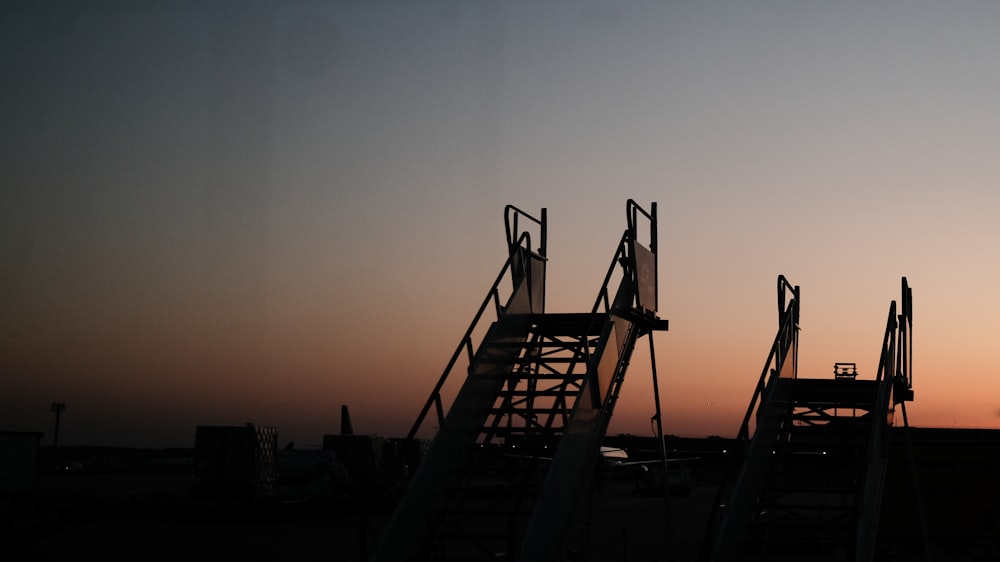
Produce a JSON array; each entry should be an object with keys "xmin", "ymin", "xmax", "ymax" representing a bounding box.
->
[{"xmin": 791, "ymin": 378, "xmax": 879, "ymax": 408}]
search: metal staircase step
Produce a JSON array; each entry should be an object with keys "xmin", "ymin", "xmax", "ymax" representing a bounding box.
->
[
  {"xmin": 791, "ymin": 378, "xmax": 879, "ymax": 407},
  {"xmin": 748, "ymin": 517, "xmax": 851, "ymax": 531},
  {"xmin": 445, "ymin": 484, "xmax": 537, "ymax": 499},
  {"xmin": 775, "ymin": 449, "xmax": 866, "ymax": 461},
  {"xmin": 770, "ymin": 443, "xmax": 864, "ymax": 462},
  {"xmin": 442, "ymin": 503, "xmax": 535, "ymax": 517},
  {"xmin": 530, "ymin": 312, "xmax": 606, "ymax": 336},
  {"xmin": 760, "ymin": 482, "xmax": 857, "ymax": 494},
  {"xmin": 431, "ymin": 530, "xmax": 512, "ymax": 540},
  {"xmin": 495, "ymin": 389, "xmax": 580, "ymax": 397},
  {"xmin": 487, "ymin": 407, "xmax": 571, "ymax": 415},
  {"xmin": 785, "ymin": 425, "xmax": 870, "ymax": 440},
  {"xmin": 744, "ymin": 525, "xmax": 850, "ymax": 548},
  {"xmin": 486, "ymin": 372, "xmax": 585, "ymax": 381},
  {"xmin": 770, "ymin": 449, "xmax": 866, "ymax": 462},
  {"xmin": 509, "ymin": 356, "xmax": 587, "ymax": 364},
  {"xmin": 481, "ymin": 426, "xmax": 565, "ymax": 436},
  {"xmin": 763, "ymin": 465, "xmax": 861, "ymax": 483},
  {"xmin": 756, "ymin": 503, "xmax": 854, "ymax": 515},
  {"xmin": 509, "ymin": 340, "xmax": 598, "ymax": 348}
]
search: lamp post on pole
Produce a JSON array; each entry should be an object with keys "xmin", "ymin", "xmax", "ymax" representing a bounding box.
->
[{"xmin": 50, "ymin": 402, "xmax": 66, "ymax": 447}]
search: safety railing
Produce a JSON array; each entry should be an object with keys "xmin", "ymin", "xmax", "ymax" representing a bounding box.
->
[
  {"xmin": 855, "ymin": 277, "xmax": 912, "ymax": 560},
  {"xmin": 590, "ymin": 199, "xmax": 658, "ymax": 317},
  {"xmin": 895, "ymin": 277, "xmax": 913, "ymax": 402},
  {"xmin": 737, "ymin": 275, "xmax": 799, "ymax": 441},
  {"xmin": 403, "ymin": 206, "xmax": 547, "ymax": 441},
  {"xmin": 505, "ymin": 204, "xmax": 547, "ymax": 257},
  {"xmin": 578, "ymin": 200, "xmax": 658, "ymax": 423},
  {"xmin": 701, "ymin": 275, "xmax": 799, "ymax": 561},
  {"xmin": 582, "ymin": 200, "xmax": 661, "ymax": 413},
  {"xmin": 852, "ymin": 299, "xmax": 896, "ymax": 560},
  {"xmin": 627, "ymin": 199, "xmax": 659, "ymax": 313}
]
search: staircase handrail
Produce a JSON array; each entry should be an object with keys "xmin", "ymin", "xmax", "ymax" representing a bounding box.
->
[
  {"xmin": 591, "ymin": 230, "xmax": 631, "ymax": 317},
  {"xmin": 855, "ymin": 277, "xmax": 912, "ymax": 560},
  {"xmin": 700, "ymin": 275, "xmax": 799, "ymax": 561},
  {"xmin": 591, "ymin": 200, "xmax": 658, "ymax": 317},
  {"xmin": 505, "ymin": 204, "xmax": 547, "ymax": 257},
  {"xmin": 627, "ymin": 199, "xmax": 656, "ymax": 245},
  {"xmin": 737, "ymin": 275, "xmax": 800, "ymax": 441},
  {"xmin": 576, "ymin": 201, "xmax": 651, "ymax": 444},
  {"xmin": 404, "ymin": 209, "xmax": 546, "ymax": 441},
  {"xmin": 577, "ymin": 200, "xmax": 656, "ymax": 432},
  {"xmin": 853, "ymin": 300, "xmax": 897, "ymax": 560},
  {"xmin": 896, "ymin": 277, "xmax": 913, "ymax": 400}
]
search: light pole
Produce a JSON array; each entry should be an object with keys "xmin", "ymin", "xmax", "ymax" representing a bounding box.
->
[{"xmin": 50, "ymin": 402, "xmax": 66, "ymax": 447}]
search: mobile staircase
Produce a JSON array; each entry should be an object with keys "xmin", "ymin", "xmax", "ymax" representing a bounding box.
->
[
  {"xmin": 374, "ymin": 200, "xmax": 669, "ymax": 562},
  {"xmin": 706, "ymin": 277, "xmax": 913, "ymax": 562}
]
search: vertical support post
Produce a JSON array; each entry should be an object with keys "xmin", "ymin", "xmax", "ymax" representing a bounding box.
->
[
  {"xmin": 50, "ymin": 402, "xmax": 66, "ymax": 447},
  {"xmin": 540, "ymin": 207, "xmax": 548, "ymax": 256},
  {"xmin": 900, "ymin": 402, "xmax": 931, "ymax": 562},
  {"xmin": 648, "ymin": 332, "xmax": 673, "ymax": 562},
  {"xmin": 650, "ymin": 201, "xmax": 658, "ymax": 312}
]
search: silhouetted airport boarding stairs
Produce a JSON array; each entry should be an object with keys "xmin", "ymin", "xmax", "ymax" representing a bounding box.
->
[
  {"xmin": 706, "ymin": 277, "xmax": 913, "ymax": 562},
  {"xmin": 373, "ymin": 201, "xmax": 669, "ymax": 562}
]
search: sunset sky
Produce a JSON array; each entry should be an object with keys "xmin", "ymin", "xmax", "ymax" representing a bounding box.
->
[{"xmin": 3, "ymin": 2, "xmax": 1000, "ymax": 448}]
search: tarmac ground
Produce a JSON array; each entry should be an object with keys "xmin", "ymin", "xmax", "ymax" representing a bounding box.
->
[{"xmin": 9, "ymin": 472, "xmax": 716, "ymax": 562}]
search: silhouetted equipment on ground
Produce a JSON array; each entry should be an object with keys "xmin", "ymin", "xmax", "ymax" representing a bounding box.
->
[
  {"xmin": 322, "ymin": 433, "xmax": 401, "ymax": 501},
  {"xmin": 705, "ymin": 277, "xmax": 915, "ymax": 562},
  {"xmin": 342, "ymin": 404, "xmax": 355, "ymax": 436},
  {"xmin": 373, "ymin": 201, "xmax": 669, "ymax": 562},
  {"xmin": 192, "ymin": 424, "xmax": 278, "ymax": 501},
  {"xmin": 0, "ymin": 432, "xmax": 44, "ymax": 494},
  {"xmin": 49, "ymin": 402, "xmax": 65, "ymax": 447}
]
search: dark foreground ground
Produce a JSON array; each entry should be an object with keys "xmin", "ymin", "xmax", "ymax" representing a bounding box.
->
[
  {"xmin": 8, "ymin": 472, "xmax": 714, "ymax": 562},
  {"xmin": 10, "ymin": 427, "xmax": 1000, "ymax": 561}
]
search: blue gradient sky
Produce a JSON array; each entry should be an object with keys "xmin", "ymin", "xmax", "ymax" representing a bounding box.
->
[{"xmin": 3, "ymin": 2, "xmax": 1000, "ymax": 447}]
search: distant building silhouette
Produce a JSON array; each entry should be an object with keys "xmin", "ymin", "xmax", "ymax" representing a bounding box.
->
[
  {"xmin": 192, "ymin": 424, "xmax": 277, "ymax": 501},
  {"xmin": 0, "ymin": 431, "xmax": 44, "ymax": 493}
]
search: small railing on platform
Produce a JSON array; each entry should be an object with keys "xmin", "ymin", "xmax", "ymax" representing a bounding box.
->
[{"xmin": 835, "ymin": 361, "xmax": 859, "ymax": 380}]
